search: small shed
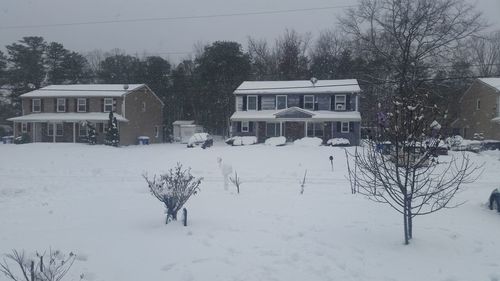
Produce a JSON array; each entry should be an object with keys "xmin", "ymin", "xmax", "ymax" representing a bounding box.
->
[{"xmin": 172, "ymin": 120, "xmax": 204, "ymax": 143}]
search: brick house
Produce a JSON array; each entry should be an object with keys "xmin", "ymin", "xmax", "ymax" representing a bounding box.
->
[
  {"xmin": 229, "ymin": 79, "xmax": 362, "ymax": 145},
  {"xmin": 8, "ymin": 84, "xmax": 164, "ymax": 145},
  {"xmin": 452, "ymin": 78, "xmax": 500, "ymax": 140}
]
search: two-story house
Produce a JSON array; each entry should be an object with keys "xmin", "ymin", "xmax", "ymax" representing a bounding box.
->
[
  {"xmin": 452, "ymin": 78, "xmax": 500, "ymax": 140},
  {"xmin": 8, "ymin": 84, "xmax": 164, "ymax": 145},
  {"xmin": 229, "ymin": 79, "xmax": 362, "ymax": 145}
]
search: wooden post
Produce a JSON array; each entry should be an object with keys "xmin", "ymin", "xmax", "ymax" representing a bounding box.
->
[
  {"xmin": 183, "ymin": 208, "xmax": 187, "ymax": 226},
  {"xmin": 73, "ymin": 122, "xmax": 76, "ymax": 143},
  {"xmin": 53, "ymin": 123, "xmax": 56, "ymax": 143}
]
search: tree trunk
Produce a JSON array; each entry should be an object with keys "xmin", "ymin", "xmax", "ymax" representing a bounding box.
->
[
  {"xmin": 408, "ymin": 199, "xmax": 413, "ymax": 239},
  {"xmin": 165, "ymin": 209, "xmax": 178, "ymax": 224},
  {"xmin": 403, "ymin": 195, "xmax": 410, "ymax": 245}
]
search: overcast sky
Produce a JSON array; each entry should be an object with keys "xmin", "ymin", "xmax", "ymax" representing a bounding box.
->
[{"xmin": 0, "ymin": 0, "xmax": 499, "ymax": 63}]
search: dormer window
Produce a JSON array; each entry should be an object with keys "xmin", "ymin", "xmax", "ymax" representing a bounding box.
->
[
  {"xmin": 335, "ymin": 95, "xmax": 346, "ymax": 110},
  {"xmin": 32, "ymin": 99, "xmax": 41, "ymax": 112},
  {"xmin": 304, "ymin": 95, "xmax": 314, "ymax": 110},
  {"xmin": 57, "ymin": 98, "xmax": 66, "ymax": 112},
  {"xmin": 247, "ymin": 95, "xmax": 257, "ymax": 111},
  {"xmin": 276, "ymin": 95, "xmax": 287, "ymax": 110}
]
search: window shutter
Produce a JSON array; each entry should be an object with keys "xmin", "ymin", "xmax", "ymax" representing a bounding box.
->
[
  {"xmin": 331, "ymin": 96, "xmax": 334, "ymax": 111},
  {"xmin": 29, "ymin": 99, "xmax": 32, "ymax": 112},
  {"xmin": 101, "ymin": 98, "xmax": 104, "ymax": 112},
  {"xmin": 242, "ymin": 95, "xmax": 247, "ymax": 111},
  {"xmin": 237, "ymin": 122, "xmax": 242, "ymax": 132},
  {"xmin": 314, "ymin": 97, "xmax": 319, "ymax": 111},
  {"xmin": 249, "ymin": 122, "xmax": 254, "ymax": 133},
  {"xmin": 258, "ymin": 96, "xmax": 262, "ymax": 110},
  {"xmin": 299, "ymin": 96, "xmax": 304, "ymax": 108},
  {"xmin": 65, "ymin": 99, "xmax": 68, "ymax": 112},
  {"xmin": 74, "ymin": 99, "xmax": 78, "ymax": 112},
  {"xmin": 113, "ymin": 99, "xmax": 117, "ymax": 112},
  {"xmin": 336, "ymin": 122, "xmax": 341, "ymax": 132},
  {"xmin": 346, "ymin": 95, "xmax": 351, "ymax": 110},
  {"xmin": 41, "ymin": 99, "xmax": 44, "ymax": 112},
  {"xmin": 86, "ymin": 98, "xmax": 90, "ymax": 112},
  {"xmin": 54, "ymin": 98, "xmax": 57, "ymax": 111},
  {"xmin": 349, "ymin": 122, "xmax": 354, "ymax": 132}
]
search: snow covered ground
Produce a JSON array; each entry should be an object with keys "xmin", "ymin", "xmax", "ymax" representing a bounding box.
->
[{"xmin": 0, "ymin": 142, "xmax": 499, "ymax": 281}]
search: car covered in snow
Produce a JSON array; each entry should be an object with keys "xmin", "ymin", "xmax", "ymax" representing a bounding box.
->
[{"xmin": 187, "ymin": 133, "xmax": 213, "ymax": 149}]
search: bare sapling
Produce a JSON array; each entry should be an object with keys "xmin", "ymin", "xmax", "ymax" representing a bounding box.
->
[{"xmin": 229, "ymin": 171, "xmax": 242, "ymax": 194}]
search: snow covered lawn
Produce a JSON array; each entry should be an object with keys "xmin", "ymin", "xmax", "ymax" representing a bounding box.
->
[{"xmin": 0, "ymin": 143, "xmax": 499, "ymax": 281}]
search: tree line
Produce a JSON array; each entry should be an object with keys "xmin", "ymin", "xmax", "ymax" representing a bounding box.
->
[{"xmin": 1, "ymin": 0, "xmax": 499, "ymax": 138}]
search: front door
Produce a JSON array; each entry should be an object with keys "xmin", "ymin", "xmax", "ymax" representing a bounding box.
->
[
  {"xmin": 284, "ymin": 122, "xmax": 304, "ymax": 141},
  {"xmin": 34, "ymin": 122, "xmax": 42, "ymax": 142}
]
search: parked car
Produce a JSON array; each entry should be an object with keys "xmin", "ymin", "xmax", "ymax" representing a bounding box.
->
[{"xmin": 187, "ymin": 133, "xmax": 213, "ymax": 149}]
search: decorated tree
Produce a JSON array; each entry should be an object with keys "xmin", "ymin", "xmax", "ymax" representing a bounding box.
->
[{"xmin": 87, "ymin": 122, "xmax": 97, "ymax": 145}]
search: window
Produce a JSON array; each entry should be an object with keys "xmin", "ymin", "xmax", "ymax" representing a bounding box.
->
[
  {"xmin": 77, "ymin": 98, "xmax": 87, "ymax": 112},
  {"xmin": 79, "ymin": 123, "xmax": 88, "ymax": 136},
  {"xmin": 57, "ymin": 98, "xmax": 66, "ymax": 112},
  {"xmin": 476, "ymin": 99, "xmax": 481, "ymax": 110},
  {"xmin": 104, "ymin": 98, "xmax": 113, "ymax": 112},
  {"xmin": 32, "ymin": 99, "xmax": 41, "ymax": 112},
  {"xmin": 247, "ymin": 96, "xmax": 257, "ymax": 111},
  {"xmin": 335, "ymin": 95, "xmax": 346, "ymax": 110},
  {"xmin": 154, "ymin": 126, "xmax": 159, "ymax": 138},
  {"xmin": 142, "ymin": 102, "xmax": 147, "ymax": 112},
  {"xmin": 241, "ymin": 121, "xmax": 249, "ymax": 132},
  {"xmin": 304, "ymin": 95, "xmax": 314, "ymax": 110},
  {"xmin": 266, "ymin": 123, "xmax": 281, "ymax": 137},
  {"xmin": 276, "ymin": 95, "xmax": 287, "ymax": 110},
  {"xmin": 21, "ymin": 123, "xmax": 28, "ymax": 133},
  {"xmin": 341, "ymin": 122, "xmax": 350, "ymax": 133},
  {"xmin": 47, "ymin": 123, "xmax": 63, "ymax": 136},
  {"xmin": 307, "ymin": 123, "xmax": 324, "ymax": 137}
]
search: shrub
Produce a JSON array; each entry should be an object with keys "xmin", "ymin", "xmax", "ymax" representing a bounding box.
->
[{"xmin": 143, "ymin": 163, "xmax": 202, "ymax": 224}]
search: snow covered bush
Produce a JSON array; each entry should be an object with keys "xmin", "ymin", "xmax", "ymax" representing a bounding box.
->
[
  {"xmin": 230, "ymin": 136, "xmax": 257, "ymax": 146},
  {"xmin": 264, "ymin": 136, "xmax": 286, "ymax": 146},
  {"xmin": 143, "ymin": 163, "xmax": 202, "ymax": 224},
  {"xmin": 293, "ymin": 137, "xmax": 322, "ymax": 146},
  {"xmin": 0, "ymin": 249, "xmax": 81, "ymax": 281},
  {"xmin": 327, "ymin": 138, "xmax": 350, "ymax": 146}
]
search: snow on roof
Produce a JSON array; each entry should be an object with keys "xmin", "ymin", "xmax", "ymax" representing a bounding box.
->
[
  {"xmin": 478, "ymin": 78, "xmax": 500, "ymax": 92},
  {"xmin": 172, "ymin": 120, "xmax": 195, "ymax": 125},
  {"xmin": 7, "ymin": 113, "xmax": 128, "ymax": 122},
  {"xmin": 234, "ymin": 79, "xmax": 361, "ymax": 95},
  {"xmin": 230, "ymin": 109, "xmax": 361, "ymax": 121},
  {"xmin": 20, "ymin": 84, "xmax": 145, "ymax": 98}
]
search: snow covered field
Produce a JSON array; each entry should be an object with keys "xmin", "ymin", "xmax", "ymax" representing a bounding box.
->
[{"xmin": 0, "ymin": 142, "xmax": 499, "ymax": 281}]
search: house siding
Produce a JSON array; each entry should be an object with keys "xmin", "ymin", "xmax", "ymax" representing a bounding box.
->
[
  {"xmin": 456, "ymin": 80, "xmax": 500, "ymax": 140},
  {"xmin": 121, "ymin": 87, "xmax": 163, "ymax": 145}
]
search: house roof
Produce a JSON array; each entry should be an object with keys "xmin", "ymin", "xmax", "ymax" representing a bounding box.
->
[
  {"xmin": 7, "ymin": 113, "xmax": 128, "ymax": 122},
  {"xmin": 233, "ymin": 79, "xmax": 361, "ymax": 95},
  {"xmin": 20, "ymin": 84, "xmax": 146, "ymax": 98},
  {"xmin": 230, "ymin": 108, "xmax": 361, "ymax": 122},
  {"xmin": 172, "ymin": 120, "xmax": 195, "ymax": 125},
  {"xmin": 478, "ymin": 78, "xmax": 500, "ymax": 93}
]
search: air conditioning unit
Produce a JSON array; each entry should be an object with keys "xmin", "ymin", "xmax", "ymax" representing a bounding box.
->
[{"xmin": 336, "ymin": 104, "xmax": 345, "ymax": 110}]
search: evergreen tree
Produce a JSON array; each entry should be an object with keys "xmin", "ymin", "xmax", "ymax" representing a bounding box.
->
[
  {"xmin": 6, "ymin": 36, "xmax": 47, "ymax": 112},
  {"xmin": 61, "ymin": 51, "xmax": 90, "ymax": 84},
  {"xmin": 46, "ymin": 42, "xmax": 70, "ymax": 84},
  {"xmin": 105, "ymin": 111, "xmax": 120, "ymax": 146},
  {"xmin": 98, "ymin": 54, "xmax": 142, "ymax": 83},
  {"xmin": 87, "ymin": 122, "xmax": 97, "ymax": 145}
]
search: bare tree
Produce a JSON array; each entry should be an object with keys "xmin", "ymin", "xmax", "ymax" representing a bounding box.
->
[
  {"xmin": 0, "ymin": 249, "xmax": 80, "ymax": 281},
  {"xmin": 346, "ymin": 93, "xmax": 481, "ymax": 245},
  {"xmin": 467, "ymin": 31, "xmax": 500, "ymax": 76},
  {"xmin": 247, "ymin": 37, "xmax": 277, "ymax": 80},
  {"xmin": 274, "ymin": 29, "xmax": 311, "ymax": 80},
  {"xmin": 339, "ymin": 0, "xmax": 485, "ymax": 98},
  {"xmin": 143, "ymin": 163, "xmax": 202, "ymax": 224}
]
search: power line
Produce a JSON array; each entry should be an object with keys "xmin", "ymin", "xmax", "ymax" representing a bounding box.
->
[{"xmin": 0, "ymin": 5, "xmax": 354, "ymax": 30}]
